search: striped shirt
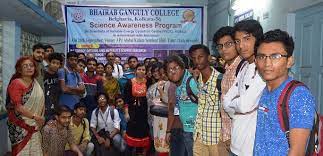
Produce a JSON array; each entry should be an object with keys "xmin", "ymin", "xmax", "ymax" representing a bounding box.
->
[
  {"xmin": 220, "ymin": 56, "xmax": 244, "ymax": 141},
  {"xmin": 195, "ymin": 67, "xmax": 221, "ymax": 145}
]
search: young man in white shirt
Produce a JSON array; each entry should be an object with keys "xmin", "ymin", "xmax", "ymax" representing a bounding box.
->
[
  {"xmin": 106, "ymin": 52, "xmax": 124, "ymax": 79},
  {"xmin": 223, "ymin": 19, "xmax": 266, "ymax": 156},
  {"xmin": 90, "ymin": 93, "xmax": 125, "ymax": 154}
]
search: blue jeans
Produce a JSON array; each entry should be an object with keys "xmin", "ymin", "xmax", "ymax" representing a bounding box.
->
[
  {"xmin": 170, "ymin": 128, "xmax": 193, "ymax": 156},
  {"xmin": 229, "ymin": 151, "xmax": 238, "ymax": 156}
]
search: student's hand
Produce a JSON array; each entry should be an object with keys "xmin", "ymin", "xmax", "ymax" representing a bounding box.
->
[
  {"xmin": 125, "ymin": 113, "xmax": 130, "ymax": 121},
  {"xmin": 97, "ymin": 136, "xmax": 105, "ymax": 145},
  {"xmin": 165, "ymin": 132, "xmax": 171, "ymax": 145},
  {"xmin": 104, "ymin": 139, "xmax": 111, "ymax": 148},
  {"xmin": 77, "ymin": 151, "xmax": 83, "ymax": 156},
  {"xmin": 34, "ymin": 115, "xmax": 45, "ymax": 127},
  {"xmin": 78, "ymin": 143, "xmax": 87, "ymax": 152}
]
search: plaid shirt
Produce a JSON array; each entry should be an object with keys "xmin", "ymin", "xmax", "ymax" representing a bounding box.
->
[
  {"xmin": 194, "ymin": 67, "xmax": 221, "ymax": 145},
  {"xmin": 220, "ymin": 56, "xmax": 244, "ymax": 141}
]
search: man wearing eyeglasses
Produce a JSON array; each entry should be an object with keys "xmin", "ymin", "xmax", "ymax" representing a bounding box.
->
[
  {"xmin": 253, "ymin": 29, "xmax": 316, "ymax": 155},
  {"xmin": 213, "ymin": 26, "xmax": 245, "ymax": 155},
  {"xmin": 164, "ymin": 55, "xmax": 199, "ymax": 156},
  {"xmin": 223, "ymin": 19, "xmax": 266, "ymax": 156}
]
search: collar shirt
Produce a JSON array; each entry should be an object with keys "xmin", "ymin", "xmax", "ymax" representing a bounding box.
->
[
  {"xmin": 223, "ymin": 62, "xmax": 266, "ymax": 155},
  {"xmin": 90, "ymin": 106, "xmax": 121, "ymax": 133},
  {"xmin": 194, "ymin": 67, "xmax": 221, "ymax": 145},
  {"xmin": 66, "ymin": 117, "xmax": 91, "ymax": 150},
  {"xmin": 42, "ymin": 121, "xmax": 74, "ymax": 156},
  {"xmin": 220, "ymin": 56, "xmax": 243, "ymax": 142}
]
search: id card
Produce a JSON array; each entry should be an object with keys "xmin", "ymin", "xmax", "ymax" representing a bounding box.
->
[{"xmin": 174, "ymin": 106, "xmax": 179, "ymax": 116}]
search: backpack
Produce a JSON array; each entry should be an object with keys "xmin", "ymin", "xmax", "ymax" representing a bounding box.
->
[
  {"xmin": 186, "ymin": 76, "xmax": 198, "ymax": 104},
  {"xmin": 277, "ymin": 80, "xmax": 319, "ymax": 155}
]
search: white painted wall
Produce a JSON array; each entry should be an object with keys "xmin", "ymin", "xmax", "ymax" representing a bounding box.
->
[{"xmin": 208, "ymin": 0, "xmax": 323, "ymax": 33}]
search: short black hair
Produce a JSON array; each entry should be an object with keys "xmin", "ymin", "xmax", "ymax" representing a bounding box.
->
[
  {"xmin": 105, "ymin": 51, "xmax": 115, "ymax": 57},
  {"xmin": 128, "ymin": 56, "xmax": 138, "ymax": 62},
  {"xmin": 67, "ymin": 51, "xmax": 78, "ymax": 59},
  {"xmin": 188, "ymin": 44, "xmax": 210, "ymax": 56},
  {"xmin": 32, "ymin": 43, "xmax": 44, "ymax": 52},
  {"xmin": 150, "ymin": 57, "xmax": 159, "ymax": 62},
  {"xmin": 144, "ymin": 58, "xmax": 150, "ymax": 63},
  {"xmin": 105, "ymin": 62, "xmax": 114, "ymax": 69},
  {"xmin": 78, "ymin": 59, "xmax": 86, "ymax": 65},
  {"xmin": 135, "ymin": 63, "xmax": 146, "ymax": 70},
  {"xmin": 48, "ymin": 52, "xmax": 63, "ymax": 63},
  {"xmin": 86, "ymin": 58, "xmax": 97, "ymax": 64},
  {"xmin": 178, "ymin": 54, "xmax": 193, "ymax": 69},
  {"xmin": 213, "ymin": 26, "xmax": 235, "ymax": 43},
  {"xmin": 164, "ymin": 55, "xmax": 185, "ymax": 70},
  {"xmin": 96, "ymin": 92, "xmax": 108, "ymax": 101},
  {"xmin": 44, "ymin": 45, "xmax": 54, "ymax": 51},
  {"xmin": 151, "ymin": 62, "xmax": 163, "ymax": 72},
  {"xmin": 97, "ymin": 62, "xmax": 104, "ymax": 68},
  {"xmin": 55, "ymin": 105, "xmax": 71, "ymax": 116},
  {"xmin": 258, "ymin": 29, "xmax": 294, "ymax": 57},
  {"xmin": 74, "ymin": 101, "xmax": 87, "ymax": 110},
  {"xmin": 234, "ymin": 19, "xmax": 264, "ymax": 47},
  {"xmin": 78, "ymin": 52, "xmax": 85, "ymax": 57}
]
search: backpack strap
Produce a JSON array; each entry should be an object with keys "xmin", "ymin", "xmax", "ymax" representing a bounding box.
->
[
  {"xmin": 109, "ymin": 107, "xmax": 115, "ymax": 121},
  {"xmin": 277, "ymin": 80, "xmax": 306, "ymax": 147},
  {"xmin": 79, "ymin": 119, "xmax": 86, "ymax": 145},
  {"xmin": 235, "ymin": 59, "xmax": 246, "ymax": 77},
  {"xmin": 186, "ymin": 76, "xmax": 198, "ymax": 104},
  {"xmin": 64, "ymin": 68, "xmax": 68, "ymax": 83}
]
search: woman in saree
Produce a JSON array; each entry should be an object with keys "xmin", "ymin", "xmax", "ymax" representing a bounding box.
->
[
  {"xmin": 102, "ymin": 63, "xmax": 120, "ymax": 103},
  {"xmin": 124, "ymin": 63, "xmax": 151, "ymax": 155},
  {"xmin": 6, "ymin": 56, "xmax": 45, "ymax": 156}
]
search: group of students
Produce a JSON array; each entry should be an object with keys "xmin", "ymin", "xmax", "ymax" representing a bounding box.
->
[{"xmin": 5, "ymin": 18, "xmax": 317, "ymax": 156}]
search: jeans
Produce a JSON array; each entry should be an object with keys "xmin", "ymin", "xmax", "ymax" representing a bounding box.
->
[
  {"xmin": 170, "ymin": 128, "xmax": 194, "ymax": 156},
  {"xmin": 229, "ymin": 151, "xmax": 238, "ymax": 156},
  {"xmin": 112, "ymin": 134, "xmax": 126, "ymax": 152}
]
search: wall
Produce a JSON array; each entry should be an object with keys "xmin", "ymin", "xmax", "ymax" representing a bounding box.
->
[
  {"xmin": 41, "ymin": 36, "xmax": 65, "ymax": 53},
  {"xmin": 208, "ymin": 0, "xmax": 323, "ymax": 33}
]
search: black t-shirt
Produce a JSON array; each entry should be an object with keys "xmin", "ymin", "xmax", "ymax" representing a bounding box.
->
[{"xmin": 43, "ymin": 70, "xmax": 61, "ymax": 117}]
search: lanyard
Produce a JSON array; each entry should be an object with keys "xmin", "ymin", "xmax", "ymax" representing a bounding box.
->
[{"xmin": 99, "ymin": 109, "xmax": 110, "ymax": 128}]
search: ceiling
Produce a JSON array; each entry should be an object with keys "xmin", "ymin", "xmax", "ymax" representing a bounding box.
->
[{"xmin": 0, "ymin": 0, "xmax": 65, "ymax": 36}]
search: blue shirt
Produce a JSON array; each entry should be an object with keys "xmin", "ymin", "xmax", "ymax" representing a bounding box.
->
[
  {"xmin": 253, "ymin": 77, "xmax": 316, "ymax": 156},
  {"xmin": 58, "ymin": 67, "xmax": 83, "ymax": 109},
  {"xmin": 176, "ymin": 70, "xmax": 199, "ymax": 132}
]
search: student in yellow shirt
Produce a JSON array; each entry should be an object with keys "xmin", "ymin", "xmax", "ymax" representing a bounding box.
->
[{"xmin": 66, "ymin": 102, "xmax": 94, "ymax": 156}]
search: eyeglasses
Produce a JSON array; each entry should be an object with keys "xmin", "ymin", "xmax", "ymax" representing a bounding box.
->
[
  {"xmin": 255, "ymin": 53, "xmax": 288, "ymax": 62},
  {"xmin": 98, "ymin": 97, "xmax": 106, "ymax": 100},
  {"xmin": 216, "ymin": 41, "xmax": 235, "ymax": 50},
  {"xmin": 22, "ymin": 63, "xmax": 35, "ymax": 69},
  {"xmin": 167, "ymin": 66, "xmax": 181, "ymax": 73}
]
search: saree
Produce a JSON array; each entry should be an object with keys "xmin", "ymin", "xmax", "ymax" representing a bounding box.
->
[
  {"xmin": 7, "ymin": 80, "xmax": 45, "ymax": 156},
  {"xmin": 103, "ymin": 77, "xmax": 120, "ymax": 102}
]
